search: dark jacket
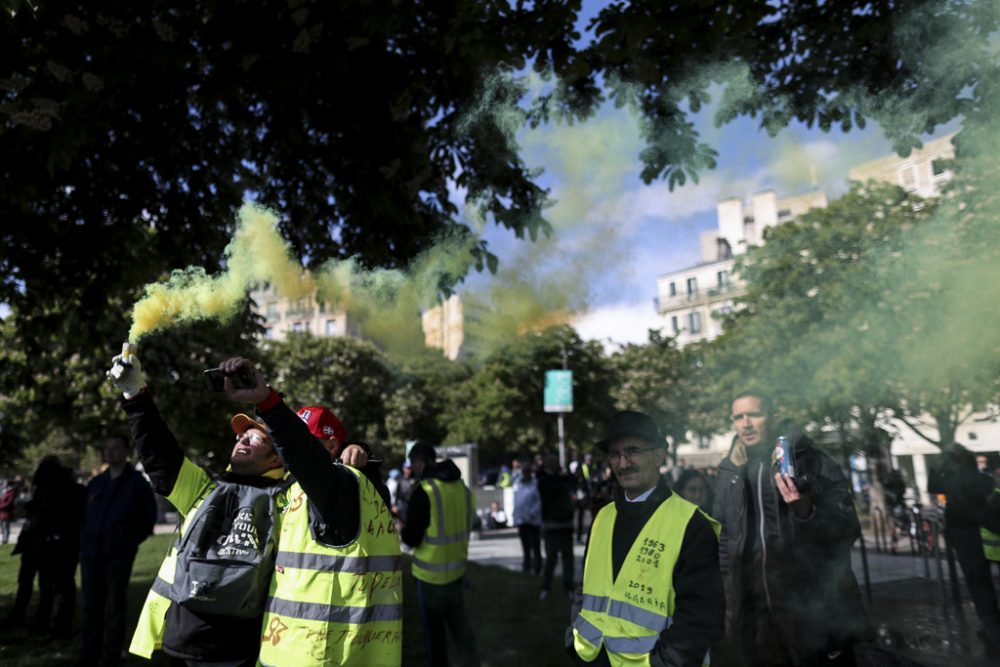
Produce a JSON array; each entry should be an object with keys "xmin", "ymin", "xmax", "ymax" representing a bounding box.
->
[
  {"xmin": 927, "ymin": 444, "xmax": 994, "ymax": 532},
  {"xmin": 400, "ymin": 459, "xmax": 464, "ymax": 548},
  {"xmin": 123, "ymin": 389, "xmax": 287, "ymax": 661},
  {"xmin": 713, "ymin": 432, "xmax": 870, "ymax": 662},
  {"xmin": 568, "ymin": 478, "xmax": 725, "ymax": 667},
  {"xmin": 81, "ymin": 463, "xmax": 157, "ymax": 560},
  {"xmin": 537, "ymin": 469, "xmax": 576, "ymax": 529}
]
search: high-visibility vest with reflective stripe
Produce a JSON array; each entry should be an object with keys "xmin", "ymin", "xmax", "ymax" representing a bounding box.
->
[
  {"xmin": 573, "ymin": 493, "xmax": 719, "ymax": 667},
  {"xmin": 129, "ymin": 457, "xmax": 224, "ymax": 658},
  {"xmin": 411, "ymin": 477, "xmax": 474, "ymax": 585},
  {"xmin": 982, "ymin": 489, "xmax": 1000, "ymax": 562},
  {"xmin": 259, "ymin": 466, "xmax": 402, "ymax": 667}
]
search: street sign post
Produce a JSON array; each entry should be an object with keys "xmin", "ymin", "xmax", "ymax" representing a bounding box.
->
[
  {"xmin": 544, "ymin": 369, "xmax": 573, "ymax": 469},
  {"xmin": 544, "ymin": 370, "xmax": 573, "ymax": 413}
]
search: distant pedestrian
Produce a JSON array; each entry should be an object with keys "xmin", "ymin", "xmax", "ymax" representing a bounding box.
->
[
  {"xmin": 400, "ymin": 442, "xmax": 479, "ymax": 667},
  {"xmin": 573, "ymin": 453, "xmax": 594, "ymax": 544},
  {"xmin": 3, "ymin": 456, "xmax": 85, "ymax": 638},
  {"xmin": 488, "ymin": 500, "xmax": 508, "ymax": 529},
  {"xmin": 929, "ymin": 443, "xmax": 999, "ymax": 654},
  {"xmin": 513, "ymin": 464, "xmax": 542, "ymax": 575},
  {"xmin": 672, "ymin": 468, "xmax": 714, "ymax": 514},
  {"xmin": 77, "ymin": 434, "xmax": 157, "ymax": 667},
  {"xmin": 0, "ymin": 476, "xmax": 22, "ymax": 545},
  {"xmin": 537, "ymin": 454, "xmax": 575, "ymax": 601}
]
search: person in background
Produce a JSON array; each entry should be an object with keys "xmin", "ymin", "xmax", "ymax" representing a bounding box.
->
[
  {"xmin": 537, "ymin": 454, "xmax": 576, "ymax": 601},
  {"xmin": 488, "ymin": 500, "xmax": 508, "ymax": 529},
  {"xmin": 573, "ymin": 453, "xmax": 594, "ymax": 544},
  {"xmin": 5, "ymin": 456, "xmax": 85, "ymax": 639},
  {"xmin": 394, "ymin": 462, "xmax": 414, "ymax": 519},
  {"xmin": 929, "ymin": 443, "xmax": 999, "ymax": 655},
  {"xmin": 513, "ymin": 463, "xmax": 542, "ymax": 575},
  {"xmin": 0, "ymin": 476, "xmax": 22, "ymax": 545},
  {"xmin": 672, "ymin": 468, "xmax": 714, "ymax": 515},
  {"xmin": 400, "ymin": 442, "xmax": 479, "ymax": 667},
  {"xmin": 77, "ymin": 435, "xmax": 158, "ymax": 667}
]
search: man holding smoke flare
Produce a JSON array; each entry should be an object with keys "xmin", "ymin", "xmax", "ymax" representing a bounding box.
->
[
  {"xmin": 109, "ymin": 346, "xmax": 401, "ymax": 666},
  {"xmin": 108, "ymin": 345, "xmax": 289, "ymax": 666}
]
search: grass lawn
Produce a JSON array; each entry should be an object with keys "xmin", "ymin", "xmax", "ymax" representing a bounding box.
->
[{"xmin": 0, "ymin": 535, "xmax": 573, "ymax": 666}]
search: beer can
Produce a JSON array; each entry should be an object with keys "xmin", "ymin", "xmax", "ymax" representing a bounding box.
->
[{"xmin": 776, "ymin": 436, "xmax": 795, "ymax": 477}]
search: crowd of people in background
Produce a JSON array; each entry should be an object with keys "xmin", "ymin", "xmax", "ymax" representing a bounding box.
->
[{"xmin": 1, "ymin": 370, "xmax": 999, "ymax": 666}]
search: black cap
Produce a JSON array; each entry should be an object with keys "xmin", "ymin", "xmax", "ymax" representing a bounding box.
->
[
  {"xmin": 597, "ymin": 411, "xmax": 665, "ymax": 452},
  {"xmin": 408, "ymin": 441, "xmax": 437, "ymax": 463}
]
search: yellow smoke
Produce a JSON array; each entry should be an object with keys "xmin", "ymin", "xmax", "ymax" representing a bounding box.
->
[{"xmin": 129, "ymin": 202, "xmax": 315, "ymax": 342}]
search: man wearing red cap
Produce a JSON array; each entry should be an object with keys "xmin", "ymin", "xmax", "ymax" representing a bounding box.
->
[
  {"xmin": 218, "ymin": 357, "xmax": 402, "ymax": 667},
  {"xmin": 107, "ymin": 347, "xmax": 288, "ymax": 667}
]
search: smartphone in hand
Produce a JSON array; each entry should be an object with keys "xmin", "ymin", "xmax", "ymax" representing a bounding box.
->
[{"xmin": 202, "ymin": 366, "xmax": 256, "ymax": 392}]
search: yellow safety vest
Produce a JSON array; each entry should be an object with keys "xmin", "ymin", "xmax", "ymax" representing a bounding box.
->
[
  {"xmin": 573, "ymin": 494, "xmax": 719, "ymax": 667},
  {"xmin": 411, "ymin": 478, "xmax": 474, "ymax": 585},
  {"xmin": 130, "ymin": 458, "xmax": 288, "ymax": 658},
  {"xmin": 982, "ymin": 488, "xmax": 1000, "ymax": 562},
  {"xmin": 259, "ymin": 466, "xmax": 402, "ymax": 667}
]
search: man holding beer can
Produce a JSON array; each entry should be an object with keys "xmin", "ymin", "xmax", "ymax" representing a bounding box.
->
[{"xmin": 713, "ymin": 391, "xmax": 871, "ymax": 666}]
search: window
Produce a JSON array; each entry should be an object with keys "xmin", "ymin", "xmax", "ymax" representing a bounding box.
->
[
  {"xmin": 318, "ymin": 300, "xmax": 326, "ymax": 314},
  {"xmin": 266, "ymin": 302, "xmax": 280, "ymax": 320},
  {"xmin": 777, "ymin": 208, "xmax": 792, "ymax": 219},
  {"xmin": 900, "ymin": 166, "xmax": 917, "ymax": 191},
  {"xmin": 292, "ymin": 322, "xmax": 304, "ymax": 333},
  {"xmin": 969, "ymin": 432, "xmax": 978, "ymax": 441},
  {"xmin": 686, "ymin": 277, "xmax": 698, "ymax": 296},
  {"xmin": 931, "ymin": 159, "xmax": 946, "ymax": 176},
  {"xmin": 717, "ymin": 270, "xmax": 729, "ymax": 287},
  {"xmin": 697, "ymin": 435, "xmax": 710, "ymax": 450},
  {"xmin": 265, "ymin": 327, "xmax": 274, "ymax": 339},
  {"xmin": 669, "ymin": 281, "xmax": 677, "ymax": 297},
  {"xmin": 688, "ymin": 311, "xmax": 702, "ymax": 334},
  {"xmin": 325, "ymin": 319, "xmax": 338, "ymax": 336},
  {"xmin": 671, "ymin": 316, "xmax": 679, "ymax": 335}
]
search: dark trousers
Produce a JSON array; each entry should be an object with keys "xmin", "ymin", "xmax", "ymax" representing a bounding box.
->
[
  {"xmin": 949, "ymin": 527, "xmax": 1000, "ymax": 625},
  {"xmin": 541, "ymin": 527, "xmax": 574, "ymax": 594},
  {"xmin": 80, "ymin": 556, "xmax": 135, "ymax": 665},
  {"xmin": 574, "ymin": 501, "xmax": 589, "ymax": 542},
  {"xmin": 7, "ymin": 553, "xmax": 40, "ymax": 623},
  {"xmin": 38, "ymin": 548, "xmax": 78, "ymax": 636},
  {"xmin": 517, "ymin": 524, "xmax": 542, "ymax": 574},
  {"xmin": 415, "ymin": 577, "xmax": 479, "ymax": 667}
]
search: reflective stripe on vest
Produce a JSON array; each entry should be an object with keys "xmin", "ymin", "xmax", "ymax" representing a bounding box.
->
[
  {"xmin": 260, "ymin": 467, "xmax": 402, "ymax": 667},
  {"xmin": 129, "ymin": 457, "xmax": 220, "ymax": 659},
  {"xmin": 573, "ymin": 493, "xmax": 719, "ymax": 667},
  {"xmin": 265, "ymin": 596, "xmax": 403, "ymax": 624},
  {"xmin": 411, "ymin": 477, "xmax": 474, "ymax": 585}
]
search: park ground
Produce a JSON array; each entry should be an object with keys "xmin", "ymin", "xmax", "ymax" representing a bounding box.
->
[{"xmin": 0, "ymin": 525, "xmax": 998, "ymax": 666}]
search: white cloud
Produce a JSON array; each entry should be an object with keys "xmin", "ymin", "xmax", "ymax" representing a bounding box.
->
[{"xmin": 573, "ymin": 301, "xmax": 665, "ymax": 353}]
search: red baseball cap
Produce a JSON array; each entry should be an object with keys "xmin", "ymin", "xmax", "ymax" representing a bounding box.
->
[{"xmin": 296, "ymin": 406, "xmax": 347, "ymax": 444}]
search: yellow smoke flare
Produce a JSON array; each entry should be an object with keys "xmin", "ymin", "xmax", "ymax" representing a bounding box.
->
[{"xmin": 128, "ymin": 202, "xmax": 314, "ymax": 342}]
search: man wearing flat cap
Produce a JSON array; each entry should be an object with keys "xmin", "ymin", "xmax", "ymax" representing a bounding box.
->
[{"xmin": 568, "ymin": 410, "xmax": 724, "ymax": 667}]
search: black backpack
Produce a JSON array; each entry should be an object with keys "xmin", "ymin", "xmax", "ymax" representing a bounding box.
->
[{"xmin": 169, "ymin": 478, "xmax": 290, "ymax": 618}]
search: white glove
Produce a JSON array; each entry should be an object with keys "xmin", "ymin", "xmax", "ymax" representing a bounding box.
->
[{"xmin": 107, "ymin": 342, "xmax": 146, "ymax": 399}]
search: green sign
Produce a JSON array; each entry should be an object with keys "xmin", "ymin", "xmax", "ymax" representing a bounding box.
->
[{"xmin": 544, "ymin": 370, "xmax": 573, "ymax": 413}]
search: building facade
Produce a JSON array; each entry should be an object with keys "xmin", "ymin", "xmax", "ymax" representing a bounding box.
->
[
  {"xmin": 421, "ymin": 293, "xmax": 464, "ymax": 361},
  {"xmin": 249, "ymin": 283, "xmax": 359, "ymax": 342},
  {"xmin": 656, "ymin": 190, "xmax": 828, "ymax": 348},
  {"xmin": 671, "ymin": 133, "xmax": 1000, "ymax": 486}
]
